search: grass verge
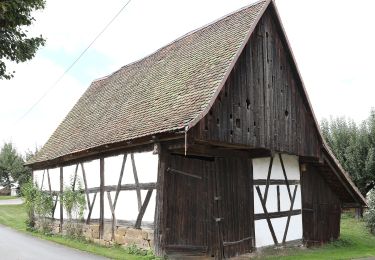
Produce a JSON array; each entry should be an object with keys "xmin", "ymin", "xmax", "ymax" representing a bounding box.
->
[
  {"xmin": 0, "ymin": 203, "xmax": 157, "ymax": 259},
  {"xmin": 256, "ymin": 214, "xmax": 375, "ymax": 259}
]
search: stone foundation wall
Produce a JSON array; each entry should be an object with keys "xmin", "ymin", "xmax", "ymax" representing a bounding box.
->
[{"xmin": 36, "ymin": 220, "xmax": 154, "ymax": 249}]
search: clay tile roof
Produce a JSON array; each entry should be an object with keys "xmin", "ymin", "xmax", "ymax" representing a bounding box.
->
[{"xmin": 29, "ymin": 0, "xmax": 268, "ymax": 164}]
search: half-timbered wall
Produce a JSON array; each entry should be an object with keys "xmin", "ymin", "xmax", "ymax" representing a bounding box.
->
[
  {"xmin": 191, "ymin": 7, "xmax": 321, "ymax": 159},
  {"xmin": 301, "ymin": 164, "xmax": 341, "ymax": 245},
  {"xmin": 253, "ymin": 153, "xmax": 302, "ymax": 247},
  {"xmin": 33, "ymin": 151, "xmax": 158, "ymax": 232}
]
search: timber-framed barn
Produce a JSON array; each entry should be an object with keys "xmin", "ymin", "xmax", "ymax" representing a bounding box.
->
[{"xmin": 28, "ymin": 0, "xmax": 367, "ymax": 258}]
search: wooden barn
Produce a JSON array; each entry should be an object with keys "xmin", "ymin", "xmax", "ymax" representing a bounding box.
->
[{"xmin": 27, "ymin": 0, "xmax": 366, "ymax": 258}]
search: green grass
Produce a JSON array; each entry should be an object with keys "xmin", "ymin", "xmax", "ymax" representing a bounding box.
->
[
  {"xmin": 256, "ymin": 214, "xmax": 375, "ymax": 259},
  {"xmin": 0, "ymin": 195, "xmax": 18, "ymax": 200},
  {"xmin": 0, "ymin": 204, "xmax": 374, "ymax": 259},
  {"xmin": 0, "ymin": 203, "xmax": 157, "ymax": 259}
]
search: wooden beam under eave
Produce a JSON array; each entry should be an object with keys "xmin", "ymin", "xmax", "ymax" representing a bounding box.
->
[
  {"xmin": 28, "ymin": 133, "xmax": 184, "ymax": 171},
  {"xmin": 171, "ymin": 141, "xmax": 271, "ymax": 159}
]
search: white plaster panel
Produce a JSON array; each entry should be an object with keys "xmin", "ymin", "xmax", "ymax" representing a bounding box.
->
[
  {"xmin": 265, "ymin": 185, "xmax": 278, "ymax": 212},
  {"xmin": 33, "ymin": 170, "xmax": 44, "ymax": 188},
  {"xmin": 133, "ymin": 152, "xmax": 158, "ymax": 183},
  {"xmin": 116, "ymin": 191, "xmax": 139, "ymax": 221},
  {"xmin": 281, "ymin": 154, "xmax": 300, "ymax": 180},
  {"xmin": 255, "ymin": 219, "xmax": 274, "ymax": 247},
  {"xmin": 252, "ymin": 157, "xmax": 271, "ymax": 180},
  {"xmin": 286, "ymin": 215, "xmax": 303, "ymax": 241},
  {"xmin": 254, "ymin": 185, "xmax": 265, "ymax": 214},
  {"xmin": 48, "ymin": 168, "xmax": 60, "ymax": 191},
  {"xmin": 83, "ymin": 159, "xmax": 100, "ymax": 188},
  {"xmin": 63, "ymin": 164, "xmax": 76, "ymax": 188},
  {"xmin": 269, "ymin": 154, "xmax": 285, "ymax": 180},
  {"xmin": 104, "ymin": 154, "xmax": 123, "ymax": 186},
  {"xmin": 271, "ymin": 217, "xmax": 288, "ymax": 244},
  {"xmin": 279, "ymin": 185, "xmax": 291, "ymax": 211}
]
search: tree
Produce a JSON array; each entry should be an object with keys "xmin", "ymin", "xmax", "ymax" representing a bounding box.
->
[
  {"xmin": 0, "ymin": 143, "xmax": 31, "ymax": 189},
  {"xmin": 0, "ymin": 0, "xmax": 46, "ymax": 79},
  {"xmin": 321, "ymin": 110, "xmax": 375, "ymax": 196}
]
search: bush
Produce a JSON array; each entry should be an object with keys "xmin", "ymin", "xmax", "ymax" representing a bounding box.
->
[
  {"xmin": 21, "ymin": 180, "xmax": 54, "ymax": 233},
  {"xmin": 62, "ymin": 176, "xmax": 86, "ymax": 237},
  {"xmin": 21, "ymin": 180, "xmax": 38, "ymax": 229},
  {"xmin": 364, "ymin": 189, "xmax": 375, "ymax": 234}
]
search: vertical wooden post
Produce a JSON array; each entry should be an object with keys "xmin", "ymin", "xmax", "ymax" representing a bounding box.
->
[
  {"xmin": 154, "ymin": 145, "xmax": 166, "ymax": 256},
  {"xmin": 99, "ymin": 158, "xmax": 105, "ymax": 239},
  {"xmin": 59, "ymin": 167, "xmax": 63, "ymax": 233}
]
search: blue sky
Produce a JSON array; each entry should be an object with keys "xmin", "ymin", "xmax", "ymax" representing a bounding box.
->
[{"xmin": 1, "ymin": 0, "xmax": 374, "ymax": 153}]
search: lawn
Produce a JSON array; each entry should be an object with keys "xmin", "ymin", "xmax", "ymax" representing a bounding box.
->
[
  {"xmin": 0, "ymin": 203, "xmax": 156, "ymax": 259},
  {"xmin": 0, "ymin": 204, "xmax": 374, "ymax": 259},
  {"xmin": 0, "ymin": 195, "xmax": 18, "ymax": 200},
  {"xmin": 255, "ymin": 214, "xmax": 375, "ymax": 259}
]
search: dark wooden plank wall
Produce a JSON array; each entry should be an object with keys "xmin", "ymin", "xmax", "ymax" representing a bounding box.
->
[
  {"xmin": 191, "ymin": 8, "xmax": 321, "ymax": 159},
  {"xmin": 162, "ymin": 153, "xmax": 254, "ymax": 258},
  {"xmin": 301, "ymin": 164, "xmax": 341, "ymax": 246}
]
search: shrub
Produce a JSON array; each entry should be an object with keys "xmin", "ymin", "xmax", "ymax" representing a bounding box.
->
[
  {"xmin": 21, "ymin": 180, "xmax": 38, "ymax": 229},
  {"xmin": 62, "ymin": 176, "xmax": 86, "ymax": 237},
  {"xmin": 364, "ymin": 189, "xmax": 375, "ymax": 234},
  {"xmin": 21, "ymin": 180, "xmax": 54, "ymax": 233}
]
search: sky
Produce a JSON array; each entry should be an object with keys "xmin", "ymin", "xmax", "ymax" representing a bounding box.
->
[{"xmin": 0, "ymin": 0, "xmax": 374, "ymax": 154}]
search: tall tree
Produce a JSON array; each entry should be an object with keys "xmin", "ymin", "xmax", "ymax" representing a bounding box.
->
[
  {"xmin": 0, "ymin": 143, "xmax": 31, "ymax": 189},
  {"xmin": 0, "ymin": 0, "xmax": 46, "ymax": 79},
  {"xmin": 321, "ymin": 110, "xmax": 375, "ymax": 195}
]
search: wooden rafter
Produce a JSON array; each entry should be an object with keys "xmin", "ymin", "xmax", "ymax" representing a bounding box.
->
[{"xmin": 131, "ymin": 153, "xmax": 142, "ymax": 211}]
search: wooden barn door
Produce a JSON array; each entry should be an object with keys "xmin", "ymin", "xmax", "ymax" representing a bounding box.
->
[
  {"xmin": 164, "ymin": 154, "xmax": 211, "ymax": 255},
  {"xmin": 213, "ymin": 157, "xmax": 254, "ymax": 259}
]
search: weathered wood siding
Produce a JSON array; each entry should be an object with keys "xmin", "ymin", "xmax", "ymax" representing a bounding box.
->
[
  {"xmin": 161, "ymin": 153, "xmax": 254, "ymax": 258},
  {"xmin": 301, "ymin": 164, "xmax": 341, "ymax": 245},
  {"xmin": 191, "ymin": 7, "xmax": 321, "ymax": 159}
]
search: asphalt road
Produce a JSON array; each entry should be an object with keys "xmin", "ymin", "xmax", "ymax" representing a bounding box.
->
[
  {"xmin": 0, "ymin": 225, "xmax": 107, "ymax": 260},
  {"xmin": 0, "ymin": 198, "xmax": 24, "ymax": 205}
]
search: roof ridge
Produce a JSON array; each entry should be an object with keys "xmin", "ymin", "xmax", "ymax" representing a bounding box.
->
[{"xmin": 93, "ymin": 0, "xmax": 267, "ymax": 83}]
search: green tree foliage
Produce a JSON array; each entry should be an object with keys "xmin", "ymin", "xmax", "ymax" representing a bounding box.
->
[
  {"xmin": 364, "ymin": 189, "xmax": 375, "ymax": 234},
  {"xmin": 21, "ymin": 180, "xmax": 54, "ymax": 232},
  {"xmin": 0, "ymin": 0, "xmax": 46, "ymax": 79},
  {"xmin": 321, "ymin": 109, "xmax": 375, "ymax": 196},
  {"xmin": 0, "ymin": 142, "xmax": 31, "ymax": 189}
]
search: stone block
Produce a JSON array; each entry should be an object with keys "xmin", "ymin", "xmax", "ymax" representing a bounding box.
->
[
  {"xmin": 116, "ymin": 226, "xmax": 127, "ymax": 236},
  {"xmin": 114, "ymin": 234, "xmax": 125, "ymax": 244},
  {"xmin": 125, "ymin": 228, "xmax": 143, "ymax": 240}
]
